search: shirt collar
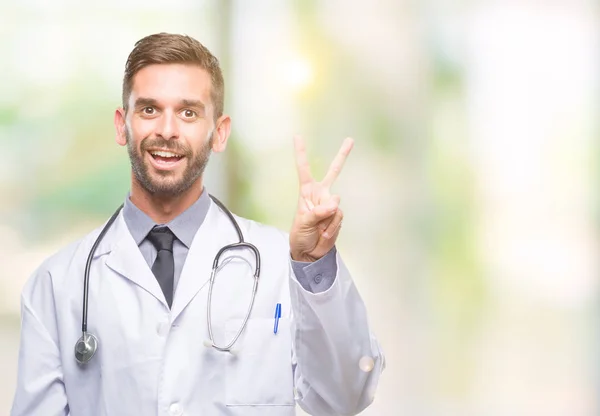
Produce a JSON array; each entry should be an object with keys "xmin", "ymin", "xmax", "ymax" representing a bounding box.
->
[{"xmin": 123, "ymin": 188, "xmax": 211, "ymax": 248}]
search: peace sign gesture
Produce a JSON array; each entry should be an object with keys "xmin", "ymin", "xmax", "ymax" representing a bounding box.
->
[{"xmin": 289, "ymin": 136, "xmax": 354, "ymax": 262}]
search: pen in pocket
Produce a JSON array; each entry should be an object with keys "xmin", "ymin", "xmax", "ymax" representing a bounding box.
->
[{"xmin": 273, "ymin": 303, "xmax": 281, "ymax": 334}]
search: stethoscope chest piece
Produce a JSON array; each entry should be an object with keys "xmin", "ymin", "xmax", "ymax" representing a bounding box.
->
[{"xmin": 74, "ymin": 332, "xmax": 99, "ymax": 364}]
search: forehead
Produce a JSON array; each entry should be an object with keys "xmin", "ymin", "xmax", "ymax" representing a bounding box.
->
[{"xmin": 130, "ymin": 63, "xmax": 212, "ymax": 107}]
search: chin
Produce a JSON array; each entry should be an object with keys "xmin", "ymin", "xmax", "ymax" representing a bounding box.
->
[{"xmin": 147, "ymin": 175, "xmax": 200, "ymax": 196}]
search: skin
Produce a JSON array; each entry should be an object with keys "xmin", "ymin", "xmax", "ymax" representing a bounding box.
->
[
  {"xmin": 290, "ymin": 135, "xmax": 353, "ymax": 262},
  {"xmin": 113, "ymin": 63, "xmax": 352, "ymax": 262}
]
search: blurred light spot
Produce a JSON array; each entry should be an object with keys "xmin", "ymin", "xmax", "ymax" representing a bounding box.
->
[
  {"xmin": 359, "ymin": 355, "xmax": 375, "ymax": 372},
  {"xmin": 282, "ymin": 56, "xmax": 313, "ymax": 91}
]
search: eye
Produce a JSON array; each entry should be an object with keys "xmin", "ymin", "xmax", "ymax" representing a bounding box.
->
[
  {"xmin": 182, "ymin": 109, "xmax": 197, "ymax": 118},
  {"xmin": 142, "ymin": 107, "xmax": 155, "ymax": 115}
]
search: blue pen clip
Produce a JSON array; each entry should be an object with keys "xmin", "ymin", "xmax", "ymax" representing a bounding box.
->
[{"xmin": 274, "ymin": 303, "xmax": 281, "ymax": 334}]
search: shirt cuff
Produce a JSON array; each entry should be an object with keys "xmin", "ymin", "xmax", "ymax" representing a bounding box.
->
[{"xmin": 290, "ymin": 246, "xmax": 338, "ymax": 293}]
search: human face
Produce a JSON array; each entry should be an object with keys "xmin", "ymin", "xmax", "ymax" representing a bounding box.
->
[{"xmin": 115, "ymin": 64, "xmax": 229, "ymax": 196}]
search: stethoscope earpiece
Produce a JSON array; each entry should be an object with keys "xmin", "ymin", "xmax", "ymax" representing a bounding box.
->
[{"xmin": 74, "ymin": 332, "xmax": 99, "ymax": 364}]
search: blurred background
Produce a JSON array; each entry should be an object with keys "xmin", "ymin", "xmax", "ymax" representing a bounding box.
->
[{"xmin": 1, "ymin": 0, "xmax": 599, "ymax": 414}]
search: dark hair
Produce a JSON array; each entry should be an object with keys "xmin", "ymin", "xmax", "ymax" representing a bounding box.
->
[{"xmin": 122, "ymin": 33, "xmax": 224, "ymax": 120}]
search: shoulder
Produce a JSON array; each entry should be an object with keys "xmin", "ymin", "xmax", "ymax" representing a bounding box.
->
[
  {"xmin": 208, "ymin": 200, "xmax": 288, "ymax": 242},
  {"xmin": 233, "ymin": 213, "xmax": 287, "ymax": 239},
  {"xmin": 223, "ymin": 213, "xmax": 294, "ymax": 278},
  {"xmin": 21, "ymin": 221, "xmax": 108, "ymax": 300},
  {"xmin": 218, "ymin": 210, "xmax": 290, "ymax": 256}
]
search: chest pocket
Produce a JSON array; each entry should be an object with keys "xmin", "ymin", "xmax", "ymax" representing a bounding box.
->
[{"xmin": 224, "ymin": 318, "xmax": 295, "ymax": 407}]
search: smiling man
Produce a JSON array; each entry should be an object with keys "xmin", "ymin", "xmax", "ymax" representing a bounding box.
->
[{"xmin": 11, "ymin": 33, "xmax": 385, "ymax": 416}]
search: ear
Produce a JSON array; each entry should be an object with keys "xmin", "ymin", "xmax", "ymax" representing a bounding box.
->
[
  {"xmin": 211, "ymin": 114, "xmax": 231, "ymax": 153},
  {"xmin": 114, "ymin": 107, "xmax": 127, "ymax": 146}
]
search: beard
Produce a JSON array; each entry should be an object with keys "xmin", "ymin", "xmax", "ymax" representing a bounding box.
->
[{"xmin": 125, "ymin": 128, "xmax": 213, "ymax": 196}]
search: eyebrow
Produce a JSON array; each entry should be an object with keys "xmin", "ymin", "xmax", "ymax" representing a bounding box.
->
[
  {"xmin": 133, "ymin": 97, "xmax": 158, "ymax": 108},
  {"xmin": 133, "ymin": 97, "xmax": 206, "ymax": 112},
  {"xmin": 180, "ymin": 99, "xmax": 205, "ymax": 110}
]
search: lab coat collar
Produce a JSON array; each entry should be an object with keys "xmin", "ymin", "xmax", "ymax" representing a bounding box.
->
[
  {"xmin": 88, "ymin": 198, "xmax": 235, "ymax": 315},
  {"xmin": 103, "ymin": 211, "xmax": 169, "ymax": 307}
]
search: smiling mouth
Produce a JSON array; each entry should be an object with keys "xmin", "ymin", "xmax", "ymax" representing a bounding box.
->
[{"xmin": 148, "ymin": 150, "xmax": 185, "ymax": 167}]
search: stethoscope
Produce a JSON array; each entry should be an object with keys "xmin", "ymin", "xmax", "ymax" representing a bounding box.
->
[{"xmin": 74, "ymin": 194, "xmax": 261, "ymax": 364}]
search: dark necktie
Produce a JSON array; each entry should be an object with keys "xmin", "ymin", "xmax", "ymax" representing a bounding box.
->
[{"xmin": 147, "ymin": 226, "xmax": 175, "ymax": 308}]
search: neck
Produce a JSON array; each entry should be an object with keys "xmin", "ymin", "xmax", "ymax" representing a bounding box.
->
[{"xmin": 129, "ymin": 175, "xmax": 204, "ymax": 224}]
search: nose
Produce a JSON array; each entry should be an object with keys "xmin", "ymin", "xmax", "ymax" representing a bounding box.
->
[{"xmin": 156, "ymin": 111, "xmax": 180, "ymax": 140}]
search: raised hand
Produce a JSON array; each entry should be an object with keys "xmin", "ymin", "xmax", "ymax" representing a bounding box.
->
[{"xmin": 289, "ymin": 135, "xmax": 354, "ymax": 262}]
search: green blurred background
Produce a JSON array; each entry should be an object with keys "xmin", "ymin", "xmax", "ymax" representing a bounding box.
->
[{"xmin": 1, "ymin": 1, "xmax": 599, "ymax": 414}]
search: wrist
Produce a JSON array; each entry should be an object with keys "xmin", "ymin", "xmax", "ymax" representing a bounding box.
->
[{"xmin": 290, "ymin": 251, "xmax": 317, "ymax": 263}]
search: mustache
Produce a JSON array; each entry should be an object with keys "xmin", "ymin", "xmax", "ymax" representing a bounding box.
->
[{"xmin": 140, "ymin": 137, "xmax": 192, "ymax": 156}]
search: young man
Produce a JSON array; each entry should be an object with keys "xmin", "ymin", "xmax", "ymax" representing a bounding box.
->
[{"xmin": 12, "ymin": 33, "xmax": 384, "ymax": 416}]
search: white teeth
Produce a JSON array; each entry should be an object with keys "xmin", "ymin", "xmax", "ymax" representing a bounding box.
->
[{"xmin": 151, "ymin": 150, "xmax": 181, "ymax": 158}]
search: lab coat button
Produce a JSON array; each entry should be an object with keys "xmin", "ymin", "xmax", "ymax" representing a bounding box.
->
[
  {"xmin": 157, "ymin": 322, "xmax": 169, "ymax": 337},
  {"xmin": 169, "ymin": 402, "xmax": 183, "ymax": 416},
  {"xmin": 313, "ymin": 273, "xmax": 323, "ymax": 284}
]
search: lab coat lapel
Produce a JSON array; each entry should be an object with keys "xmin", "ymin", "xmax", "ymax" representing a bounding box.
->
[
  {"xmin": 170, "ymin": 201, "xmax": 233, "ymax": 322},
  {"xmin": 104, "ymin": 212, "xmax": 169, "ymax": 308}
]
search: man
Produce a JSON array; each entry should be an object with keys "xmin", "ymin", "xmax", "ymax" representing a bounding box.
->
[{"xmin": 12, "ymin": 33, "xmax": 384, "ymax": 416}]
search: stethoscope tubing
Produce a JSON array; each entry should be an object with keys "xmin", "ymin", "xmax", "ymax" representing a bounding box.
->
[{"xmin": 76, "ymin": 194, "xmax": 260, "ymax": 364}]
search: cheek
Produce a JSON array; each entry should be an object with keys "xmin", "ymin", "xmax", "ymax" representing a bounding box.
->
[
  {"xmin": 130, "ymin": 118, "xmax": 155, "ymax": 139},
  {"xmin": 125, "ymin": 130, "xmax": 145, "ymax": 153},
  {"xmin": 182, "ymin": 124, "xmax": 212, "ymax": 146}
]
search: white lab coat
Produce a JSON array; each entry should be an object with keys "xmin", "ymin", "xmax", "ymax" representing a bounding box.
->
[{"xmin": 11, "ymin": 200, "xmax": 385, "ymax": 416}]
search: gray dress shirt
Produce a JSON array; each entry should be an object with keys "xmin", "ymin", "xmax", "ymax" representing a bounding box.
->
[{"xmin": 122, "ymin": 188, "xmax": 337, "ymax": 297}]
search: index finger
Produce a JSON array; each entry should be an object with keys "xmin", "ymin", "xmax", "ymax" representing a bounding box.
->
[
  {"xmin": 294, "ymin": 135, "xmax": 313, "ymax": 185},
  {"xmin": 322, "ymin": 137, "xmax": 354, "ymax": 186}
]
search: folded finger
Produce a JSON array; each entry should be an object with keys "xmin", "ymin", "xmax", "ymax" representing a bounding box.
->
[{"xmin": 323, "ymin": 209, "xmax": 343, "ymax": 239}]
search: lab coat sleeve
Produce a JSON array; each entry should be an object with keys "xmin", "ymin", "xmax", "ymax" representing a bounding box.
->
[
  {"xmin": 290, "ymin": 246, "xmax": 338, "ymax": 293},
  {"xmin": 289, "ymin": 250, "xmax": 385, "ymax": 416},
  {"xmin": 11, "ymin": 268, "xmax": 69, "ymax": 416}
]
